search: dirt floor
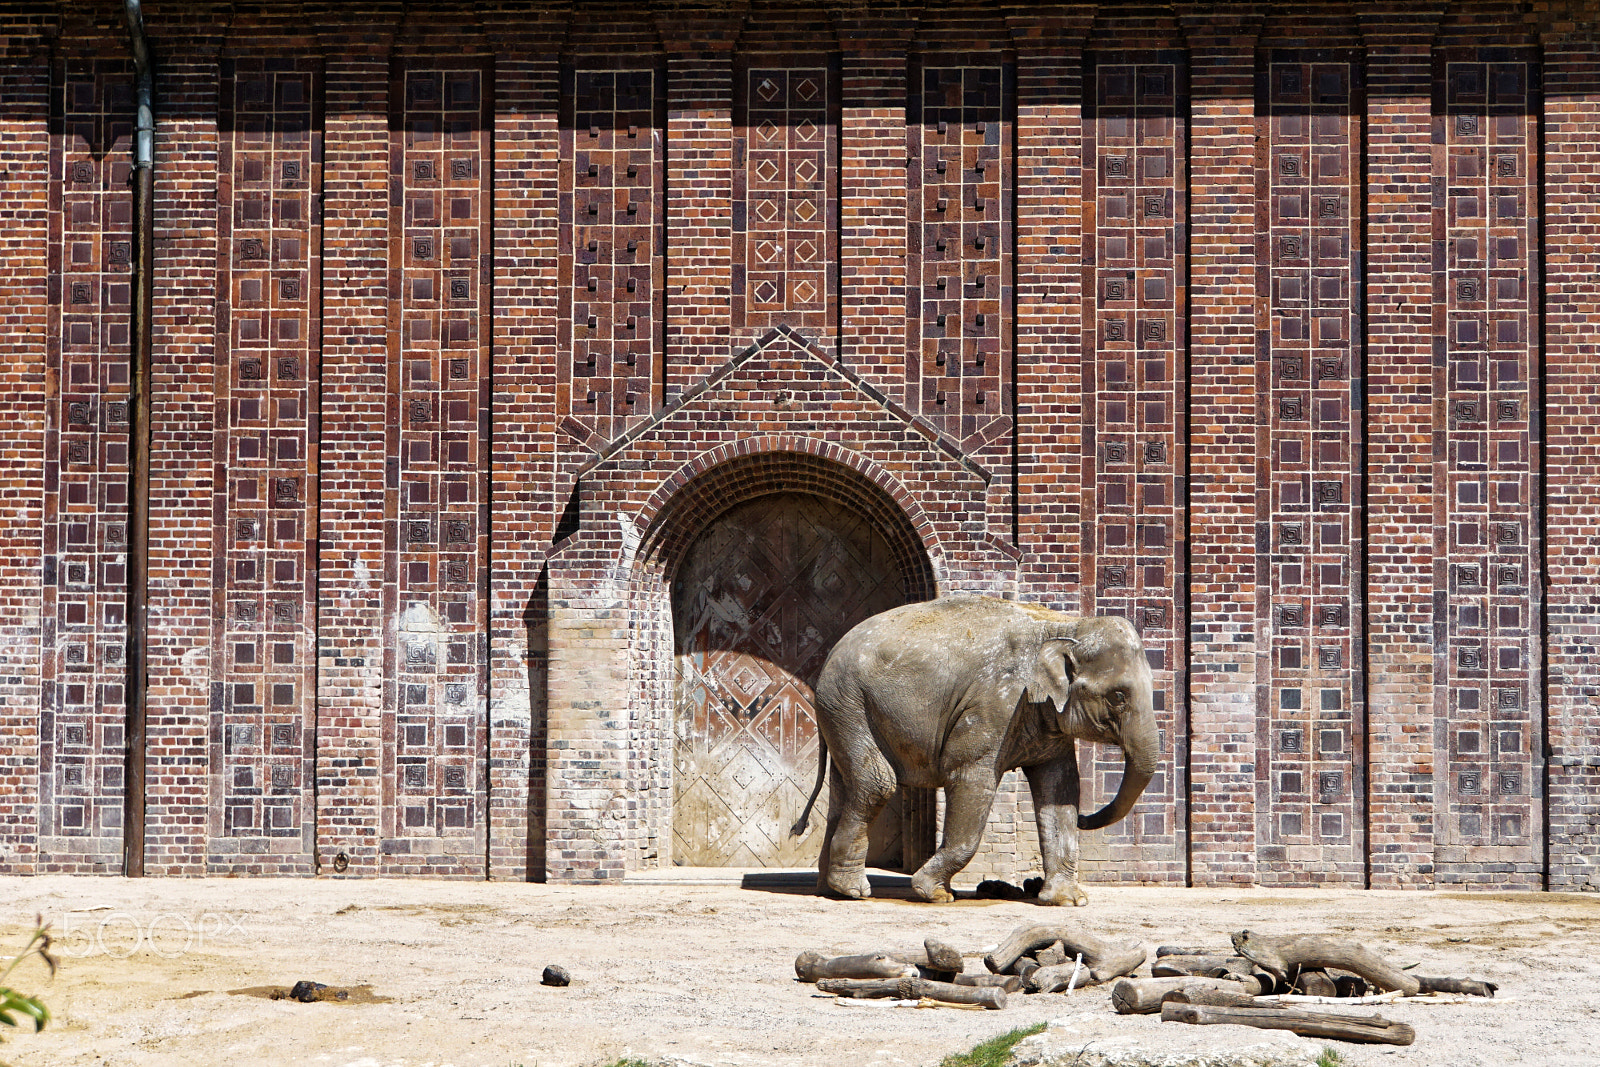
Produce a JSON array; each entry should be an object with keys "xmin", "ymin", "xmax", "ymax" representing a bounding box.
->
[{"xmin": 0, "ymin": 872, "xmax": 1595, "ymax": 1067}]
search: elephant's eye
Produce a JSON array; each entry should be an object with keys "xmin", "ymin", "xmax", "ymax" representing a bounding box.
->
[{"xmin": 1108, "ymin": 690, "xmax": 1127, "ymax": 708}]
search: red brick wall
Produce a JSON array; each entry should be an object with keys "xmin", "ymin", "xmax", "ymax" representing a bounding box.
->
[{"xmin": 0, "ymin": 0, "xmax": 1596, "ymax": 890}]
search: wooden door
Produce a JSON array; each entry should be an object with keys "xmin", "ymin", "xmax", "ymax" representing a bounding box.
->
[{"xmin": 672, "ymin": 493, "xmax": 908, "ymax": 867}]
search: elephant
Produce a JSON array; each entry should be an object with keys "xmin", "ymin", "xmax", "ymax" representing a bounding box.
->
[{"xmin": 792, "ymin": 596, "xmax": 1158, "ymax": 907}]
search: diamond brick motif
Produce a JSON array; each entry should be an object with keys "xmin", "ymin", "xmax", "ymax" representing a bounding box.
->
[
  {"xmin": 757, "ymin": 120, "xmax": 779, "ymax": 142},
  {"xmin": 754, "ymin": 157, "xmax": 779, "ymax": 183},
  {"xmin": 796, "ymin": 118, "xmax": 818, "ymax": 141},
  {"xmin": 757, "ymin": 241, "xmax": 781, "ymax": 263},
  {"xmin": 792, "ymin": 279, "xmax": 817, "ymax": 304},
  {"xmin": 753, "ymin": 280, "xmax": 778, "ymax": 303},
  {"xmin": 757, "ymin": 78, "xmax": 780, "ymax": 101},
  {"xmin": 793, "ymin": 158, "xmax": 817, "ymax": 184},
  {"xmin": 792, "ymin": 198, "xmax": 816, "ymax": 223},
  {"xmin": 754, "ymin": 199, "xmax": 779, "ymax": 223},
  {"xmin": 794, "ymin": 240, "xmax": 816, "ymax": 263},
  {"xmin": 794, "ymin": 78, "xmax": 818, "ymax": 101}
]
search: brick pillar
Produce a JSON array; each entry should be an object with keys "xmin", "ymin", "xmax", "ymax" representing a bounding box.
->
[
  {"xmin": 0, "ymin": 30, "xmax": 49, "ymax": 874},
  {"xmin": 1009, "ymin": 5, "xmax": 1094, "ymax": 610},
  {"xmin": 142, "ymin": 15, "xmax": 223, "ymax": 875},
  {"xmin": 485, "ymin": 18, "xmax": 563, "ymax": 881},
  {"xmin": 315, "ymin": 24, "xmax": 396, "ymax": 876},
  {"xmin": 1360, "ymin": 6, "xmax": 1444, "ymax": 887},
  {"xmin": 543, "ymin": 526, "xmax": 633, "ymax": 883},
  {"xmin": 1180, "ymin": 7, "xmax": 1263, "ymax": 886},
  {"xmin": 658, "ymin": 18, "xmax": 738, "ymax": 392},
  {"xmin": 1542, "ymin": 32, "xmax": 1600, "ymax": 891},
  {"xmin": 836, "ymin": 6, "xmax": 915, "ymax": 406}
]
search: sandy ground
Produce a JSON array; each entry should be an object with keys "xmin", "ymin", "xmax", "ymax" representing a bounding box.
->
[{"xmin": 0, "ymin": 873, "xmax": 1595, "ymax": 1067}]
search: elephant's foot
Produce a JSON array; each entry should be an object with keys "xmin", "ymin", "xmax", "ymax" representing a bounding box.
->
[
  {"xmin": 1037, "ymin": 874, "xmax": 1089, "ymax": 907},
  {"xmin": 911, "ymin": 870, "xmax": 955, "ymax": 904},
  {"xmin": 825, "ymin": 866, "xmax": 872, "ymax": 900}
]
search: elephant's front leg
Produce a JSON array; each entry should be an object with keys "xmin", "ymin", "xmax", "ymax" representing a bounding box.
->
[
  {"xmin": 1025, "ymin": 754, "xmax": 1089, "ymax": 907},
  {"xmin": 911, "ymin": 767, "xmax": 998, "ymax": 904}
]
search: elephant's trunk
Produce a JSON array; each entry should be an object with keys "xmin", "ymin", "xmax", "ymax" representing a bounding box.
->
[{"xmin": 1077, "ymin": 712, "xmax": 1158, "ymax": 831}]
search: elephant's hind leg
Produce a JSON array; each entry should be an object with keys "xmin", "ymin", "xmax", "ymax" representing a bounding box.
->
[
  {"xmin": 911, "ymin": 768, "xmax": 998, "ymax": 904},
  {"xmin": 824, "ymin": 747, "xmax": 896, "ymax": 900}
]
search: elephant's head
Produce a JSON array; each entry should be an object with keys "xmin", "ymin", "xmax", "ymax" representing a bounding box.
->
[{"xmin": 1024, "ymin": 614, "xmax": 1159, "ymax": 831}]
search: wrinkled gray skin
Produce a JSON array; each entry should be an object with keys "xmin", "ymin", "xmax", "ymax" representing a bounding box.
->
[{"xmin": 806, "ymin": 596, "xmax": 1159, "ymax": 907}]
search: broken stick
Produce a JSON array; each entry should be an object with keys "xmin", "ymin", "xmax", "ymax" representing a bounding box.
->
[
  {"xmin": 1231, "ymin": 930, "xmax": 1421, "ymax": 997},
  {"xmin": 1161, "ymin": 1002, "xmax": 1415, "ymax": 1046},
  {"xmin": 1416, "ymin": 975, "xmax": 1497, "ymax": 997},
  {"xmin": 816, "ymin": 977, "xmax": 1006, "ymax": 1010},
  {"xmin": 984, "ymin": 924, "xmax": 1146, "ymax": 983}
]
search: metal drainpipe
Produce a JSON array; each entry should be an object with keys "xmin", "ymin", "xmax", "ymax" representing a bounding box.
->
[{"xmin": 123, "ymin": 0, "xmax": 153, "ymax": 878}]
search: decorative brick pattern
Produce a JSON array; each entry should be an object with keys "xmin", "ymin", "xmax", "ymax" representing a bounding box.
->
[
  {"xmin": 41, "ymin": 55, "xmax": 132, "ymax": 872},
  {"xmin": 735, "ymin": 66, "xmax": 833, "ymax": 334},
  {"xmin": 1082, "ymin": 52, "xmax": 1186, "ymax": 884},
  {"xmin": 1, "ymin": 2, "xmax": 1597, "ymax": 890},
  {"xmin": 382, "ymin": 62, "xmax": 490, "ymax": 874},
  {"xmin": 1433, "ymin": 46, "xmax": 1541, "ymax": 886},
  {"xmin": 211, "ymin": 55, "xmax": 320, "ymax": 874},
  {"xmin": 1255, "ymin": 50, "xmax": 1365, "ymax": 885},
  {"xmin": 911, "ymin": 63, "xmax": 1007, "ymax": 440},
  {"xmin": 562, "ymin": 69, "xmax": 660, "ymax": 440}
]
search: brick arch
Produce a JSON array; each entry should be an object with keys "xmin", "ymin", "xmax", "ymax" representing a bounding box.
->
[{"xmin": 634, "ymin": 436, "xmax": 942, "ymax": 600}]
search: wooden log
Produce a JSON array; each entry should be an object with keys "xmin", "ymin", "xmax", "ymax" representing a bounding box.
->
[
  {"xmin": 1111, "ymin": 976, "xmax": 1263, "ymax": 1015},
  {"xmin": 1164, "ymin": 987, "xmax": 1271, "ymax": 1010},
  {"xmin": 924, "ymin": 938, "xmax": 965, "ymax": 975},
  {"xmin": 1033, "ymin": 942, "xmax": 1068, "ymax": 968},
  {"xmin": 1231, "ymin": 930, "xmax": 1421, "ymax": 997},
  {"xmin": 1151, "ymin": 955, "xmax": 1253, "ymax": 978},
  {"xmin": 1155, "ymin": 945, "xmax": 1208, "ymax": 957},
  {"xmin": 816, "ymin": 977, "xmax": 1006, "ymax": 1010},
  {"xmin": 1160, "ymin": 1002, "xmax": 1416, "ymax": 1046},
  {"xmin": 795, "ymin": 951, "xmax": 917, "ymax": 983},
  {"xmin": 1416, "ymin": 975, "xmax": 1497, "ymax": 997},
  {"xmin": 984, "ymin": 924, "xmax": 1146, "ymax": 983},
  {"xmin": 954, "ymin": 973, "xmax": 1023, "ymax": 993}
]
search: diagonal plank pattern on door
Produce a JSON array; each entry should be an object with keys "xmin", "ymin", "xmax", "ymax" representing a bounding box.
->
[{"xmin": 672, "ymin": 493, "xmax": 909, "ymax": 867}]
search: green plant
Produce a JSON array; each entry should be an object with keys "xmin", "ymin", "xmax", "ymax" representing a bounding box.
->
[
  {"xmin": 0, "ymin": 918, "xmax": 55, "ymax": 1063},
  {"xmin": 1315, "ymin": 1048, "xmax": 1345, "ymax": 1067},
  {"xmin": 938, "ymin": 1022, "xmax": 1048, "ymax": 1067}
]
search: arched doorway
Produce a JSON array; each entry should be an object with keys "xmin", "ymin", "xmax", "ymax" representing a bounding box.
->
[{"xmin": 671, "ymin": 492, "xmax": 914, "ymax": 867}]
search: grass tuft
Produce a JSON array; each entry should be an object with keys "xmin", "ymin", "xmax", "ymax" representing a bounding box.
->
[
  {"xmin": 938, "ymin": 1022, "xmax": 1048, "ymax": 1067},
  {"xmin": 1315, "ymin": 1048, "xmax": 1345, "ymax": 1067}
]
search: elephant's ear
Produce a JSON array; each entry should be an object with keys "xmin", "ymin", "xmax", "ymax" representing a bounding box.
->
[{"xmin": 1025, "ymin": 637, "xmax": 1079, "ymax": 711}]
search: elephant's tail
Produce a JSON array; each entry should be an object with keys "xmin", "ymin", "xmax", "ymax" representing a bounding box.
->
[{"xmin": 790, "ymin": 738, "xmax": 828, "ymax": 837}]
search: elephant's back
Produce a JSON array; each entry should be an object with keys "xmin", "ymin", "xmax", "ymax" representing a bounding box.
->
[{"xmin": 817, "ymin": 597, "xmax": 1033, "ymax": 701}]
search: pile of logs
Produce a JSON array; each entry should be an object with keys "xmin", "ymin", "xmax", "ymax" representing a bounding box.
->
[
  {"xmin": 1111, "ymin": 931, "xmax": 1497, "ymax": 1046},
  {"xmin": 796, "ymin": 923, "xmax": 1497, "ymax": 1048},
  {"xmin": 794, "ymin": 922, "xmax": 1146, "ymax": 1010}
]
